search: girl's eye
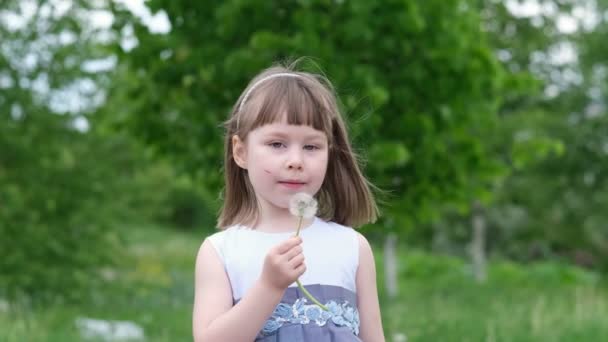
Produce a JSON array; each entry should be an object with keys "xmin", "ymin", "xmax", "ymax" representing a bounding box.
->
[
  {"xmin": 304, "ymin": 145, "xmax": 319, "ymax": 151},
  {"xmin": 269, "ymin": 142, "xmax": 285, "ymax": 149}
]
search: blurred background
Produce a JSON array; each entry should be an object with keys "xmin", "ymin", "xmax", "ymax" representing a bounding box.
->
[{"xmin": 1, "ymin": 0, "xmax": 607, "ymax": 341}]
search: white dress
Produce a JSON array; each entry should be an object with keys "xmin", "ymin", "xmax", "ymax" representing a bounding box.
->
[{"xmin": 207, "ymin": 216, "xmax": 362, "ymax": 341}]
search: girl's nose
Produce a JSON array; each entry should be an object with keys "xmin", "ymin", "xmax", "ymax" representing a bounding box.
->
[
  {"xmin": 288, "ymin": 162, "xmax": 303, "ymax": 170},
  {"xmin": 287, "ymin": 150, "xmax": 303, "ymax": 170}
]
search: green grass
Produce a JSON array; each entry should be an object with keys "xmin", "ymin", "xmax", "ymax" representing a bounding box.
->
[
  {"xmin": 1, "ymin": 225, "xmax": 607, "ymax": 341},
  {"xmin": 0, "ymin": 224, "xmax": 201, "ymax": 342},
  {"xmin": 377, "ymin": 250, "xmax": 608, "ymax": 341}
]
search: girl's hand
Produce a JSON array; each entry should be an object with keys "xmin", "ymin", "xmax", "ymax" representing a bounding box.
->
[{"xmin": 260, "ymin": 236, "xmax": 306, "ymax": 291}]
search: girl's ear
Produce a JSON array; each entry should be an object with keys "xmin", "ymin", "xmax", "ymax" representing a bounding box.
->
[{"xmin": 232, "ymin": 135, "xmax": 248, "ymax": 169}]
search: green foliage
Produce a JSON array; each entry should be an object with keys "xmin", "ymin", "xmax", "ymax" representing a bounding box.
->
[
  {"xmin": 376, "ymin": 246, "xmax": 607, "ymax": 341},
  {"xmin": 0, "ymin": 0, "xmax": 146, "ymax": 301},
  {"xmin": 107, "ymin": 0, "xmax": 513, "ymax": 233},
  {"xmin": 0, "ymin": 113, "xmax": 128, "ymax": 301},
  {"xmin": 476, "ymin": 0, "xmax": 608, "ymax": 269},
  {"xmin": 163, "ymin": 180, "xmax": 216, "ymax": 231},
  {"xmin": 383, "ymin": 247, "xmax": 599, "ymax": 288}
]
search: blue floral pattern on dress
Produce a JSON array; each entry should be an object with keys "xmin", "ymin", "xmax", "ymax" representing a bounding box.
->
[{"xmin": 260, "ymin": 298, "xmax": 360, "ymax": 336}]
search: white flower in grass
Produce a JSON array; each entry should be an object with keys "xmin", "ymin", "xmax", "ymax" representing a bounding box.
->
[
  {"xmin": 75, "ymin": 317, "xmax": 145, "ymax": 341},
  {"xmin": 289, "ymin": 192, "xmax": 318, "ymax": 219}
]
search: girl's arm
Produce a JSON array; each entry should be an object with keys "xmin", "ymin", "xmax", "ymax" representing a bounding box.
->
[
  {"xmin": 192, "ymin": 236, "xmax": 305, "ymax": 342},
  {"xmin": 355, "ymin": 232, "xmax": 386, "ymax": 342}
]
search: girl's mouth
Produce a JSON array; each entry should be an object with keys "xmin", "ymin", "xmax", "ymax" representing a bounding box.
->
[{"xmin": 279, "ymin": 181, "xmax": 306, "ymax": 189}]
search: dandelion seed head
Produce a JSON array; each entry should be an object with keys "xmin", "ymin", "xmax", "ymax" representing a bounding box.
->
[{"xmin": 289, "ymin": 192, "xmax": 318, "ymax": 218}]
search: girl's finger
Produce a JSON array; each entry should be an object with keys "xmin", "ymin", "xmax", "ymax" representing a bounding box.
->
[
  {"xmin": 288, "ymin": 254, "xmax": 305, "ymax": 268},
  {"xmin": 283, "ymin": 245, "xmax": 303, "ymax": 261},
  {"xmin": 294, "ymin": 262, "xmax": 306, "ymax": 276},
  {"xmin": 274, "ymin": 237, "xmax": 302, "ymax": 254}
]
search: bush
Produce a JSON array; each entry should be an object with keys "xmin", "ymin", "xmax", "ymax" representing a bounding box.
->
[
  {"xmin": 0, "ymin": 115, "xmax": 133, "ymax": 302},
  {"xmin": 164, "ymin": 184, "xmax": 216, "ymax": 231}
]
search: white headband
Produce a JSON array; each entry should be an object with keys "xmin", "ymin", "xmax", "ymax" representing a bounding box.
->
[{"xmin": 236, "ymin": 73, "xmax": 303, "ymax": 129}]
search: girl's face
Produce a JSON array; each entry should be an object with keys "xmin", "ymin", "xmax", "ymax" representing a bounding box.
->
[{"xmin": 232, "ymin": 119, "xmax": 329, "ymax": 214}]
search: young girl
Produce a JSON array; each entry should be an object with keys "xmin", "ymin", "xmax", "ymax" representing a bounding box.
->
[{"xmin": 192, "ymin": 62, "xmax": 385, "ymax": 342}]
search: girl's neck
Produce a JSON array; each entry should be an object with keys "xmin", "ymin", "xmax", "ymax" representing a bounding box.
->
[
  {"xmin": 241, "ymin": 194, "xmax": 315, "ymax": 233},
  {"xmin": 252, "ymin": 215, "xmax": 314, "ymax": 234},
  {"xmin": 249, "ymin": 207, "xmax": 314, "ymax": 234}
]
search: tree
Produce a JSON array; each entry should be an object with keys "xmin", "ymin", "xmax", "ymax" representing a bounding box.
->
[
  {"xmin": 467, "ymin": 0, "xmax": 608, "ymax": 269},
  {"xmin": 107, "ymin": 0, "xmax": 511, "ymax": 234},
  {"xmin": 0, "ymin": 0, "xmax": 141, "ymax": 301}
]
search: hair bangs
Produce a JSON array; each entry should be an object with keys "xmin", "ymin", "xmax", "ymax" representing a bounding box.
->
[{"xmin": 244, "ymin": 77, "xmax": 334, "ymax": 141}]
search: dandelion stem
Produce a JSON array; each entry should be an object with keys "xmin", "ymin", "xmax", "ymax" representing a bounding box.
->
[
  {"xmin": 296, "ymin": 279, "xmax": 328, "ymax": 310},
  {"xmin": 294, "ymin": 215, "xmax": 328, "ymax": 311},
  {"xmin": 295, "ymin": 216, "xmax": 303, "ymax": 236}
]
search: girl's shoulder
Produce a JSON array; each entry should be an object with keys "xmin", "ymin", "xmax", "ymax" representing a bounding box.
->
[
  {"xmin": 205, "ymin": 225, "xmax": 236, "ymax": 244},
  {"xmin": 323, "ymin": 219, "xmax": 354, "ymax": 231},
  {"xmin": 317, "ymin": 218, "xmax": 360, "ymax": 240},
  {"xmin": 206, "ymin": 224, "xmax": 241, "ymax": 239},
  {"xmin": 316, "ymin": 217, "xmax": 361, "ymax": 250},
  {"xmin": 205, "ymin": 224, "xmax": 245, "ymax": 261}
]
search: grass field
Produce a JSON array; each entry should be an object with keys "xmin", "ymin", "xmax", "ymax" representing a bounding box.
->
[{"xmin": 1, "ymin": 224, "xmax": 606, "ymax": 341}]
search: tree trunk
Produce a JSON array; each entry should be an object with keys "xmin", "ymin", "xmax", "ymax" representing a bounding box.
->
[
  {"xmin": 471, "ymin": 201, "xmax": 487, "ymax": 283},
  {"xmin": 432, "ymin": 222, "xmax": 450, "ymax": 253},
  {"xmin": 384, "ymin": 232, "xmax": 398, "ymax": 298}
]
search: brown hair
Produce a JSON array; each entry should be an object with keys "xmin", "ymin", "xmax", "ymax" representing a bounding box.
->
[{"xmin": 218, "ymin": 60, "xmax": 378, "ymax": 228}]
